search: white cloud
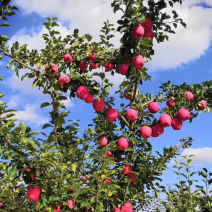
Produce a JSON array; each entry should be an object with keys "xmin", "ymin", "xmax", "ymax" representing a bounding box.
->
[
  {"xmin": 7, "ymin": 95, "xmax": 23, "ymax": 108},
  {"xmin": 170, "ymin": 147, "xmax": 212, "ymax": 167},
  {"xmin": 61, "ymin": 99, "xmax": 74, "ymax": 108}
]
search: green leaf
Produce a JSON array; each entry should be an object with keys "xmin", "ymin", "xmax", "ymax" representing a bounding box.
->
[
  {"xmin": 45, "ymin": 17, "xmax": 51, "ymax": 22},
  {"xmin": 42, "ymin": 123, "xmax": 53, "ymax": 129},
  {"xmin": 0, "ymin": 22, "xmax": 10, "ymax": 27},
  {"xmin": 4, "ymin": 10, "xmax": 16, "ymax": 16},
  {"xmin": 8, "ymin": 167, "xmax": 18, "ymax": 180},
  {"xmin": 7, "ymin": 5, "xmax": 19, "ymax": 10},
  {"xmin": 1, "ymin": 187, "xmax": 10, "ymax": 197},
  {"xmin": 0, "ymin": 35, "xmax": 9, "ymax": 42},
  {"xmin": 0, "ymin": 93, "xmax": 5, "ymax": 98},
  {"xmin": 40, "ymin": 102, "xmax": 51, "ymax": 108},
  {"xmin": 0, "ymin": 101, "xmax": 6, "ymax": 105}
]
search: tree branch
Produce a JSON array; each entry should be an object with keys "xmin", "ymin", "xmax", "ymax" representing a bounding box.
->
[{"xmin": 139, "ymin": 96, "xmax": 167, "ymax": 108}]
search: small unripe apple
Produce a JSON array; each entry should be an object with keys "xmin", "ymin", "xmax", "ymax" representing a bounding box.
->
[
  {"xmin": 123, "ymin": 165, "xmax": 132, "ymax": 175},
  {"xmin": 106, "ymin": 151, "xmax": 113, "ymax": 157},
  {"xmin": 151, "ymin": 129, "xmax": 160, "ymax": 137},
  {"xmin": 178, "ymin": 108, "xmax": 190, "ymax": 121},
  {"xmin": 82, "ymin": 176, "xmax": 86, "ymax": 181},
  {"xmin": 140, "ymin": 126, "xmax": 152, "ymax": 139},
  {"xmin": 166, "ymin": 98, "xmax": 175, "ymax": 107},
  {"xmin": 132, "ymin": 55, "xmax": 145, "ymax": 69},
  {"xmin": 79, "ymin": 61, "xmax": 88, "ymax": 71},
  {"xmin": 198, "ymin": 100, "xmax": 207, "ymax": 110},
  {"xmin": 119, "ymin": 64, "xmax": 129, "ymax": 75},
  {"xmin": 153, "ymin": 124, "xmax": 164, "ymax": 135},
  {"xmin": 93, "ymin": 99, "xmax": 105, "ymax": 112},
  {"xmin": 114, "ymin": 207, "xmax": 122, "ymax": 212},
  {"xmin": 132, "ymin": 25, "xmax": 144, "ymax": 39},
  {"xmin": 85, "ymin": 95, "xmax": 94, "ymax": 104},
  {"xmin": 58, "ymin": 75, "xmax": 70, "ymax": 87},
  {"xmin": 148, "ymin": 102, "xmax": 160, "ymax": 113},
  {"xmin": 122, "ymin": 202, "xmax": 133, "ymax": 212},
  {"xmin": 25, "ymin": 166, "xmax": 31, "ymax": 173},
  {"xmin": 105, "ymin": 62, "xmax": 114, "ymax": 71},
  {"xmin": 128, "ymin": 173, "xmax": 137, "ymax": 183},
  {"xmin": 27, "ymin": 186, "xmax": 41, "ymax": 202},
  {"xmin": 89, "ymin": 52, "xmax": 96, "ymax": 61},
  {"xmin": 126, "ymin": 109, "xmax": 138, "ymax": 121},
  {"xmin": 171, "ymin": 118, "xmax": 183, "ymax": 130},
  {"xmin": 45, "ymin": 63, "xmax": 58, "ymax": 75},
  {"xmin": 103, "ymin": 179, "xmax": 112, "ymax": 183},
  {"xmin": 124, "ymin": 90, "xmax": 131, "ymax": 100},
  {"xmin": 144, "ymin": 30, "xmax": 154, "ymax": 41},
  {"xmin": 64, "ymin": 54, "xmax": 73, "ymax": 63},
  {"xmin": 76, "ymin": 86, "xmax": 90, "ymax": 100},
  {"xmin": 159, "ymin": 114, "xmax": 172, "ymax": 127},
  {"xmin": 99, "ymin": 136, "xmax": 108, "ymax": 147},
  {"xmin": 90, "ymin": 61, "xmax": 98, "ymax": 69},
  {"xmin": 118, "ymin": 138, "xmax": 129, "ymax": 151},
  {"xmin": 141, "ymin": 18, "xmax": 153, "ymax": 31},
  {"xmin": 184, "ymin": 91, "xmax": 194, "ymax": 100},
  {"xmin": 106, "ymin": 108, "xmax": 118, "ymax": 121}
]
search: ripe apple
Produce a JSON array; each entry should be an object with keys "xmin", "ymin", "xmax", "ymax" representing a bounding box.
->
[
  {"xmin": 122, "ymin": 202, "xmax": 133, "ymax": 212},
  {"xmin": 124, "ymin": 90, "xmax": 131, "ymax": 100},
  {"xmin": 144, "ymin": 30, "xmax": 154, "ymax": 41},
  {"xmin": 103, "ymin": 179, "xmax": 112, "ymax": 183},
  {"xmin": 64, "ymin": 54, "xmax": 73, "ymax": 63},
  {"xmin": 105, "ymin": 62, "xmax": 114, "ymax": 71},
  {"xmin": 126, "ymin": 109, "xmax": 138, "ymax": 121},
  {"xmin": 0, "ymin": 203, "xmax": 3, "ymax": 207},
  {"xmin": 89, "ymin": 52, "xmax": 96, "ymax": 61},
  {"xmin": 70, "ymin": 187, "xmax": 75, "ymax": 191},
  {"xmin": 58, "ymin": 75, "xmax": 70, "ymax": 87},
  {"xmin": 99, "ymin": 136, "xmax": 108, "ymax": 147},
  {"xmin": 86, "ymin": 206, "xmax": 90, "ymax": 211},
  {"xmin": 171, "ymin": 118, "xmax": 183, "ymax": 130},
  {"xmin": 85, "ymin": 95, "xmax": 94, "ymax": 104},
  {"xmin": 114, "ymin": 207, "xmax": 122, "ymax": 212},
  {"xmin": 141, "ymin": 18, "xmax": 153, "ymax": 31},
  {"xmin": 198, "ymin": 100, "xmax": 207, "ymax": 110},
  {"xmin": 93, "ymin": 99, "xmax": 105, "ymax": 112},
  {"xmin": 68, "ymin": 200, "xmax": 74, "ymax": 209},
  {"xmin": 79, "ymin": 61, "xmax": 88, "ymax": 71},
  {"xmin": 82, "ymin": 176, "xmax": 86, "ymax": 181},
  {"xmin": 153, "ymin": 124, "xmax": 164, "ymax": 135},
  {"xmin": 76, "ymin": 86, "xmax": 90, "ymax": 100},
  {"xmin": 178, "ymin": 108, "xmax": 190, "ymax": 121},
  {"xmin": 106, "ymin": 108, "xmax": 118, "ymax": 121},
  {"xmin": 159, "ymin": 114, "xmax": 172, "ymax": 127},
  {"xmin": 53, "ymin": 206, "xmax": 60, "ymax": 212},
  {"xmin": 132, "ymin": 25, "xmax": 144, "ymax": 39},
  {"xmin": 119, "ymin": 64, "xmax": 129, "ymax": 75},
  {"xmin": 128, "ymin": 173, "xmax": 137, "ymax": 183},
  {"xmin": 132, "ymin": 55, "xmax": 145, "ymax": 69},
  {"xmin": 25, "ymin": 166, "xmax": 31, "ymax": 173},
  {"xmin": 45, "ymin": 63, "xmax": 58, "ymax": 75},
  {"xmin": 118, "ymin": 138, "xmax": 129, "ymax": 151},
  {"xmin": 140, "ymin": 126, "xmax": 152, "ymax": 139},
  {"xmin": 184, "ymin": 91, "xmax": 194, "ymax": 100},
  {"xmin": 106, "ymin": 151, "xmax": 113, "ymax": 157},
  {"xmin": 123, "ymin": 165, "xmax": 132, "ymax": 175},
  {"xmin": 166, "ymin": 98, "xmax": 175, "ymax": 107},
  {"xmin": 148, "ymin": 102, "xmax": 160, "ymax": 113},
  {"xmin": 27, "ymin": 186, "xmax": 41, "ymax": 202},
  {"xmin": 90, "ymin": 61, "xmax": 98, "ymax": 69},
  {"xmin": 151, "ymin": 128, "xmax": 160, "ymax": 138},
  {"xmin": 31, "ymin": 176, "xmax": 35, "ymax": 181}
]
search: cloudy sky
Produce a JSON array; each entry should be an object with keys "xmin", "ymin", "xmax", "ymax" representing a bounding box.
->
[{"xmin": 1, "ymin": 0, "xmax": 212, "ymax": 192}]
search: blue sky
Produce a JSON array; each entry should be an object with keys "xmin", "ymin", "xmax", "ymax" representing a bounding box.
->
[{"xmin": 1, "ymin": 0, "xmax": 212, "ymax": 196}]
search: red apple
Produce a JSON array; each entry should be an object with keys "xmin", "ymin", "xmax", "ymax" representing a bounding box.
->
[
  {"xmin": 105, "ymin": 62, "xmax": 114, "ymax": 71},
  {"xmin": 118, "ymin": 138, "xmax": 129, "ymax": 151},
  {"xmin": 178, "ymin": 108, "xmax": 190, "ymax": 121},
  {"xmin": 45, "ymin": 63, "xmax": 58, "ymax": 75},
  {"xmin": 140, "ymin": 126, "xmax": 152, "ymax": 139},
  {"xmin": 184, "ymin": 91, "xmax": 194, "ymax": 100},
  {"xmin": 119, "ymin": 64, "xmax": 129, "ymax": 75},
  {"xmin": 159, "ymin": 114, "xmax": 172, "ymax": 127},
  {"xmin": 106, "ymin": 108, "xmax": 118, "ymax": 121},
  {"xmin": 27, "ymin": 186, "xmax": 41, "ymax": 202},
  {"xmin": 151, "ymin": 128, "xmax": 160, "ymax": 138},
  {"xmin": 122, "ymin": 202, "xmax": 133, "ymax": 212},
  {"xmin": 89, "ymin": 52, "xmax": 96, "ymax": 61},
  {"xmin": 93, "ymin": 99, "xmax": 105, "ymax": 112},
  {"xmin": 141, "ymin": 18, "xmax": 153, "ymax": 31},
  {"xmin": 85, "ymin": 95, "xmax": 94, "ymax": 104},
  {"xmin": 70, "ymin": 187, "xmax": 75, "ymax": 191},
  {"xmin": 64, "ymin": 54, "xmax": 73, "ymax": 63},
  {"xmin": 90, "ymin": 61, "xmax": 98, "ymax": 69},
  {"xmin": 31, "ymin": 176, "xmax": 35, "ymax": 181},
  {"xmin": 132, "ymin": 55, "xmax": 145, "ymax": 69},
  {"xmin": 103, "ymin": 179, "xmax": 112, "ymax": 183},
  {"xmin": 58, "ymin": 75, "xmax": 70, "ymax": 87},
  {"xmin": 132, "ymin": 25, "xmax": 144, "ymax": 39},
  {"xmin": 126, "ymin": 109, "xmax": 138, "ymax": 121},
  {"xmin": 123, "ymin": 165, "xmax": 132, "ymax": 175},
  {"xmin": 68, "ymin": 200, "xmax": 74, "ymax": 209},
  {"xmin": 86, "ymin": 206, "xmax": 90, "ymax": 211},
  {"xmin": 99, "ymin": 136, "xmax": 108, "ymax": 147},
  {"xmin": 148, "ymin": 102, "xmax": 160, "ymax": 113},
  {"xmin": 53, "ymin": 206, "xmax": 60, "ymax": 212},
  {"xmin": 114, "ymin": 207, "xmax": 122, "ymax": 212},
  {"xmin": 76, "ymin": 86, "xmax": 90, "ymax": 100},
  {"xmin": 79, "ymin": 61, "xmax": 88, "ymax": 71},
  {"xmin": 166, "ymin": 98, "xmax": 175, "ymax": 107},
  {"xmin": 153, "ymin": 123, "xmax": 164, "ymax": 135},
  {"xmin": 25, "ymin": 166, "xmax": 31, "ymax": 173},
  {"xmin": 124, "ymin": 90, "xmax": 131, "ymax": 100},
  {"xmin": 82, "ymin": 176, "xmax": 86, "ymax": 181},
  {"xmin": 106, "ymin": 151, "xmax": 113, "ymax": 157},
  {"xmin": 0, "ymin": 203, "xmax": 3, "ymax": 207},
  {"xmin": 198, "ymin": 100, "xmax": 207, "ymax": 110},
  {"xmin": 171, "ymin": 118, "xmax": 183, "ymax": 130},
  {"xmin": 144, "ymin": 30, "xmax": 154, "ymax": 41},
  {"xmin": 128, "ymin": 173, "xmax": 137, "ymax": 183}
]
